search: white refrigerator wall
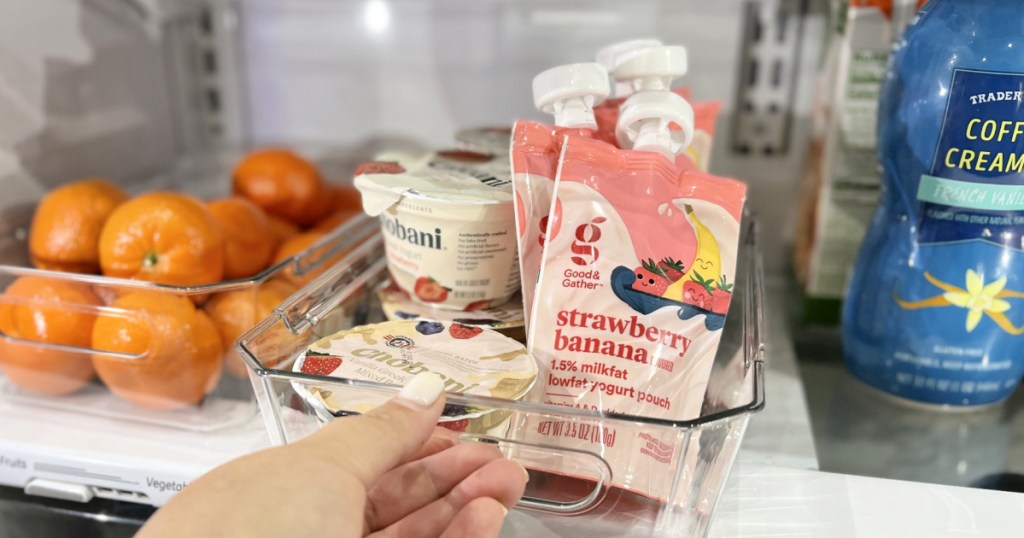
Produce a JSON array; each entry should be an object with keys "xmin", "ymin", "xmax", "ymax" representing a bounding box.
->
[
  {"xmin": 238, "ymin": 0, "xmax": 746, "ymax": 149},
  {"xmin": 0, "ymin": 0, "xmax": 827, "ymax": 274}
]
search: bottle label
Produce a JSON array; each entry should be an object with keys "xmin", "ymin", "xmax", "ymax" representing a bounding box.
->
[
  {"xmin": 880, "ymin": 68, "xmax": 1024, "ymax": 406},
  {"xmin": 917, "ymin": 69, "xmax": 1024, "ymax": 246}
]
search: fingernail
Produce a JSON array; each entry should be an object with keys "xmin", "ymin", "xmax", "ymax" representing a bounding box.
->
[
  {"xmin": 517, "ymin": 461, "xmax": 530, "ymax": 483},
  {"xmin": 500, "ymin": 505, "xmax": 509, "ymax": 518},
  {"xmin": 397, "ymin": 372, "xmax": 445, "ymax": 408}
]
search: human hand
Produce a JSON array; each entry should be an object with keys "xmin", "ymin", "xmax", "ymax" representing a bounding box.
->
[{"xmin": 139, "ymin": 373, "xmax": 528, "ymax": 537}]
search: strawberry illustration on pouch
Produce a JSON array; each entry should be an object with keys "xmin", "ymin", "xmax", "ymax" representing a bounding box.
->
[
  {"xmin": 300, "ymin": 353, "xmax": 343, "ymax": 376},
  {"xmin": 414, "ymin": 276, "xmax": 451, "ymax": 303},
  {"xmin": 449, "ymin": 322, "xmax": 483, "ymax": 339},
  {"xmin": 633, "ymin": 259, "xmax": 670, "ymax": 295},
  {"xmin": 710, "ymin": 275, "xmax": 734, "ymax": 314},
  {"xmin": 682, "ymin": 272, "xmax": 715, "ymax": 311},
  {"xmin": 658, "ymin": 258, "xmax": 686, "ymax": 282}
]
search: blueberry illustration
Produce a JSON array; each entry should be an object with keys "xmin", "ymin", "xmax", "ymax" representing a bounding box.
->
[
  {"xmin": 395, "ymin": 311, "xmax": 418, "ymax": 320},
  {"xmin": 415, "ymin": 321, "xmax": 444, "ymax": 335}
]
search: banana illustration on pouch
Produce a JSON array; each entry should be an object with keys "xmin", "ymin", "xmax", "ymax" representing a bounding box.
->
[{"xmin": 663, "ymin": 204, "xmax": 722, "ymax": 300}]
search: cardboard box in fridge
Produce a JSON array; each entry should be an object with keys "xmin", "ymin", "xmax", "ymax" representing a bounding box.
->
[{"xmin": 794, "ymin": 0, "xmax": 924, "ymax": 323}]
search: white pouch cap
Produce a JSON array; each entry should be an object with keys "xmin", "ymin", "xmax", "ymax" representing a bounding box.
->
[
  {"xmin": 533, "ymin": 62, "xmax": 611, "ymax": 130},
  {"xmin": 612, "ymin": 45, "xmax": 688, "ymax": 93},
  {"xmin": 616, "ymin": 90, "xmax": 694, "ymax": 161},
  {"xmin": 596, "ymin": 39, "xmax": 662, "ymax": 97}
]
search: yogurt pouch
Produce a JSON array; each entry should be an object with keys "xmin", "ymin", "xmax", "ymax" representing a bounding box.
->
[
  {"xmin": 594, "ymin": 89, "xmax": 721, "ymax": 172},
  {"xmin": 521, "ymin": 135, "xmax": 746, "ymax": 500},
  {"xmin": 354, "ymin": 150, "xmax": 520, "ymax": 311},
  {"xmin": 510, "ymin": 121, "xmax": 607, "ymax": 334},
  {"xmin": 511, "ymin": 62, "xmax": 613, "ymax": 332}
]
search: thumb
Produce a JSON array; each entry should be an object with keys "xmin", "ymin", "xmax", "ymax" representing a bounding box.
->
[{"xmin": 295, "ymin": 372, "xmax": 448, "ymax": 488}]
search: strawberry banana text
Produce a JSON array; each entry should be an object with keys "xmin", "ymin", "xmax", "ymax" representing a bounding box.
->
[{"xmin": 553, "ymin": 309, "xmax": 693, "ymax": 364}]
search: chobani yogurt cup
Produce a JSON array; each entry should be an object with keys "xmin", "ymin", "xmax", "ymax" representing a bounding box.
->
[
  {"xmin": 455, "ymin": 126, "xmax": 513, "ymax": 155},
  {"xmin": 355, "ymin": 150, "xmax": 520, "ymax": 310},
  {"xmin": 293, "ymin": 320, "xmax": 538, "ymax": 433},
  {"xmin": 377, "ymin": 282, "xmax": 526, "ymax": 343}
]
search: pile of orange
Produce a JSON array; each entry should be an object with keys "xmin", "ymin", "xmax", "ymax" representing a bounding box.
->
[{"xmin": 0, "ymin": 148, "xmax": 365, "ymax": 408}]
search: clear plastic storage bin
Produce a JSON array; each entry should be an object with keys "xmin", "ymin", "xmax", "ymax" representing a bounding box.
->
[
  {"xmin": 0, "ymin": 152, "xmax": 378, "ymax": 432},
  {"xmin": 239, "ymin": 215, "xmax": 764, "ymax": 537}
]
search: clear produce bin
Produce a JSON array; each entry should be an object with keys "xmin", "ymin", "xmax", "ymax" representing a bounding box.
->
[
  {"xmin": 0, "ymin": 152, "xmax": 379, "ymax": 432},
  {"xmin": 239, "ymin": 215, "xmax": 765, "ymax": 537}
]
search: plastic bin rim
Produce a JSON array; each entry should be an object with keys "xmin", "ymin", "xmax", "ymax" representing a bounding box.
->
[
  {"xmin": 0, "ymin": 214, "xmax": 380, "ymax": 294},
  {"xmin": 244, "ymin": 354, "xmax": 765, "ymax": 430}
]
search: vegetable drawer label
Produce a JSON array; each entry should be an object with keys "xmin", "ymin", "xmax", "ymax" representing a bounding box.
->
[{"xmin": 918, "ymin": 69, "xmax": 1024, "ymax": 247}]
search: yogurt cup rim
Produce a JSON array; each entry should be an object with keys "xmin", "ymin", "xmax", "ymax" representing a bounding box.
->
[
  {"xmin": 293, "ymin": 321, "xmax": 539, "ymax": 405},
  {"xmin": 291, "ymin": 352, "xmax": 501, "ymax": 423},
  {"xmin": 397, "ymin": 188, "xmax": 513, "ymax": 207}
]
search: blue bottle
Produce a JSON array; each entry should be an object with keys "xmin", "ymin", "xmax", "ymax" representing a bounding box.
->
[{"xmin": 843, "ymin": 0, "xmax": 1024, "ymax": 407}]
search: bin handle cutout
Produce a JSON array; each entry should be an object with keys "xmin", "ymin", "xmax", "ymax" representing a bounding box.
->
[{"xmin": 459, "ymin": 433, "xmax": 611, "ymax": 515}]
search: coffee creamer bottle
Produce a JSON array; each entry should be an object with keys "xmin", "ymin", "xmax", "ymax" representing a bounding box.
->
[{"xmin": 843, "ymin": 0, "xmax": 1024, "ymax": 407}]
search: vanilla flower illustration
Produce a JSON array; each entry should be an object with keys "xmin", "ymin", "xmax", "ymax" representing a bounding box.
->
[
  {"xmin": 943, "ymin": 270, "xmax": 1011, "ymax": 332},
  {"xmin": 895, "ymin": 270, "xmax": 1024, "ymax": 335}
]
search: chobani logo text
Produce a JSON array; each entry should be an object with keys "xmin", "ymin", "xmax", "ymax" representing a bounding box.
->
[
  {"xmin": 352, "ymin": 347, "xmax": 479, "ymax": 393},
  {"xmin": 382, "ymin": 215, "xmax": 442, "ymax": 250}
]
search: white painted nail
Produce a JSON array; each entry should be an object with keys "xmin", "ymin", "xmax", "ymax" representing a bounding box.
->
[{"xmin": 397, "ymin": 372, "xmax": 445, "ymax": 407}]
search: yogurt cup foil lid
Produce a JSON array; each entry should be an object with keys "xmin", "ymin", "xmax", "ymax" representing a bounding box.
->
[
  {"xmin": 355, "ymin": 150, "xmax": 513, "ymax": 216},
  {"xmin": 294, "ymin": 320, "xmax": 538, "ymax": 421}
]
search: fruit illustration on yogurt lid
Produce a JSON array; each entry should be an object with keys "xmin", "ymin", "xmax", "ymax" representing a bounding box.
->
[
  {"xmin": 294, "ymin": 320, "xmax": 538, "ymax": 420},
  {"xmin": 378, "ymin": 283, "xmax": 525, "ymax": 330}
]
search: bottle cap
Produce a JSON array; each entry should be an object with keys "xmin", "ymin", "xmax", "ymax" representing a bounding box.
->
[
  {"xmin": 612, "ymin": 45, "xmax": 688, "ymax": 93},
  {"xmin": 596, "ymin": 39, "xmax": 662, "ymax": 97},
  {"xmin": 616, "ymin": 90, "xmax": 694, "ymax": 161},
  {"xmin": 532, "ymin": 63, "xmax": 611, "ymax": 129}
]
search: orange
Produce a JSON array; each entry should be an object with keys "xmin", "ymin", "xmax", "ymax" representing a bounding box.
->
[
  {"xmin": 313, "ymin": 208, "xmax": 361, "ymax": 232},
  {"xmin": 271, "ymin": 231, "xmax": 327, "ymax": 286},
  {"xmin": 206, "ymin": 197, "xmax": 275, "ymax": 279},
  {"xmin": 29, "ymin": 179, "xmax": 128, "ymax": 273},
  {"xmin": 99, "ymin": 192, "xmax": 225, "ymax": 286},
  {"xmin": 327, "ymin": 184, "xmax": 363, "ymax": 213},
  {"xmin": 233, "ymin": 149, "xmax": 329, "ymax": 227},
  {"xmin": 266, "ymin": 214, "xmax": 301, "ymax": 249},
  {"xmin": 305, "ymin": 188, "xmax": 332, "ymax": 229},
  {"xmin": 91, "ymin": 291, "xmax": 223, "ymax": 410},
  {"xmin": 206, "ymin": 280, "xmax": 296, "ymax": 378},
  {"xmin": 0, "ymin": 276, "xmax": 101, "ymax": 395}
]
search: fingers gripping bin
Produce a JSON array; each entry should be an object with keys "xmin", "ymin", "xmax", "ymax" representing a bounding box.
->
[
  {"xmin": 239, "ymin": 217, "xmax": 765, "ymax": 537},
  {"xmin": 0, "ymin": 157, "xmax": 379, "ymax": 432}
]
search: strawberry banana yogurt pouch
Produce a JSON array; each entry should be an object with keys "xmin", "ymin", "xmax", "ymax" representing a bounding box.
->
[
  {"xmin": 354, "ymin": 149, "xmax": 520, "ymax": 311},
  {"xmin": 523, "ymin": 94, "xmax": 747, "ymax": 499},
  {"xmin": 512, "ymin": 63, "xmax": 611, "ymax": 332}
]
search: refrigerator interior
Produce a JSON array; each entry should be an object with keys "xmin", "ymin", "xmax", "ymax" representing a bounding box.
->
[{"xmin": 0, "ymin": 0, "xmax": 826, "ymax": 518}]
